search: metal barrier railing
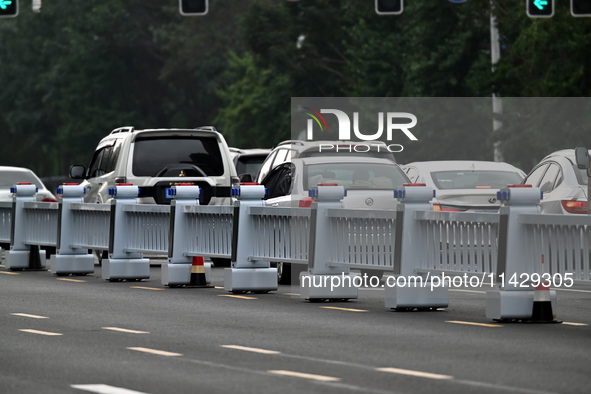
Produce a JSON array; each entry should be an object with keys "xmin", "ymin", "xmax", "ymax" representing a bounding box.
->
[
  {"xmin": 0, "ymin": 201, "xmax": 12, "ymax": 243},
  {"xmin": 183, "ymin": 205, "xmax": 234, "ymax": 258},
  {"xmin": 69, "ymin": 203, "xmax": 111, "ymax": 250},
  {"xmin": 249, "ymin": 206, "xmax": 311, "ymax": 264},
  {"xmin": 22, "ymin": 202, "xmax": 59, "ymax": 247},
  {"xmin": 520, "ymin": 213, "xmax": 591, "ymax": 281},
  {"xmin": 416, "ymin": 211, "xmax": 500, "ymax": 276},
  {"xmin": 123, "ymin": 204, "xmax": 171, "ymax": 254},
  {"xmin": 326, "ymin": 208, "xmax": 398, "ymax": 270}
]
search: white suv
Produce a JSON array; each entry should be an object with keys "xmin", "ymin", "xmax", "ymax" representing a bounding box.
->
[{"xmin": 69, "ymin": 126, "xmax": 238, "ymax": 205}]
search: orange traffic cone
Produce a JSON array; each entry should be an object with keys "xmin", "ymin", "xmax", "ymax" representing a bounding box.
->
[
  {"xmin": 189, "ymin": 256, "xmax": 212, "ymax": 288},
  {"xmin": 527, "ymin": 282, "xmax": 561, "ymax": 324}
]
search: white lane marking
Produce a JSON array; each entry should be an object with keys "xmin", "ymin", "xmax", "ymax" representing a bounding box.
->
[
  {"xmin": 127, "ymin": 347, "xmax": 182, "ymax": 357},
  {"xmin": 19, "ymin": 329, "xmax": 62, "ymax": 336},
  {"xmin": 562, "ymin": 322, "xmax": 588, "ymax": 326},
  {"xmin": 552, "ymin": 287, "xmax": 591, "ymax": 293},
  {"xmin": 0, "ymin": 271, "xmax": 19, "ymax": 275},
  {"xmin": 376, "ymin": 367, "xmax": 453, "ymax": 380},
  {"xmin": 57, "ymin": 278, "xmax": 87, "ymax": 283},
  {"xmin": 102, "ymin": 327, "xmax": 149, "ymax": 334},
  {"xmin": 129, "ymin": 286, "xmax": 163, "ymax": 291},
  {"xmin": 321, "ymin": 306, "xmax": 368, "ymax": 313},
  {"xmin": 449, "ymin": 289, "xmax": 487, "ymax": 294},
  {"xmin": 71, "ymin": 384, "xmax": 149, "ymax": 394},
  {"xmin": 268, "ymin": 370, "xmax": 340, "ymax": 382},
  {"xmin": 11, "ymin": 313, "xmax": 48, "ymax": 319},
  {"xmin": 221, "ymin": 345, "xmax": 280, "ymax": 355}
]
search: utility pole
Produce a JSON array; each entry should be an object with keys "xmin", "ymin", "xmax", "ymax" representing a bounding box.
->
[{"xmin": 490, "ymin": 2, "xmax": 504, "ymax": 162}]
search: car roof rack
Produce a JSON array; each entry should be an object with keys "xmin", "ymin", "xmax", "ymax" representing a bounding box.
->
[
  {"xmin": 110, "ymin": 126, "xmax": 135, "ymax": 135},
  {"xmin": 194, "ymin": 126, "xmax": 218, "ymax": 132}
]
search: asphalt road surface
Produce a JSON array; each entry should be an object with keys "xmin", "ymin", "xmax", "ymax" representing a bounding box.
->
[{"xmin": 1, "ymin": 257, "xmax": 590, "ymax": 394}]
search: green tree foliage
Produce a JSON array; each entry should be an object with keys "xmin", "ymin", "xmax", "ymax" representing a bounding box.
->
[{"xmin": 1, "ymin": 0, "xmax": 591, "ymax": 177}]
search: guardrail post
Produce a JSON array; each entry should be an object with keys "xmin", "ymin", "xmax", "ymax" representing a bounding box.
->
[
  {"xmin": 224, "ymin": 183, "xmax": 278, "ymax": 293},
  {"xmin": 5, "ymin": 183, "xmax": 46, "ymax": 271},
  {"xmin": 385, "ymin": 183, "xmax": 448, "ymax": 310},
  {"xmin": 300, "ymin": 184, "xmax": 358, "ymax": 301},
  {"xmin": 102, "ymin": 184, "xmax": 150, "ymax": 282},
  {"xmin": 49, "ymin": 184, "xmax": 95, "ymax": 276},
  {"xmin": 486, "ymin": 184, "xmax": 557, "ymax": 321},
  {"xmin": 162, "ymin": 184, "xmax": 212, "ymax": 287}
]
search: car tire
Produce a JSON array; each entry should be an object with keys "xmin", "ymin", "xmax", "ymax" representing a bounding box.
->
[{"xmin": 211, "ymin": 257, "xmax": 231, "ymax": 267}]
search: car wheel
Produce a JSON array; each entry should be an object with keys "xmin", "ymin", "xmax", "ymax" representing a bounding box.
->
[
  {"xmin": 360, "ymin": 269, "xmax": 384, "ymax": 282},
  {"xmin": 211, "ymin": 257, "xmax": 231, "ymax": 267},
  {"xmin": 275, "ymin": 262, "xmax": 292, "ymax": 285}
]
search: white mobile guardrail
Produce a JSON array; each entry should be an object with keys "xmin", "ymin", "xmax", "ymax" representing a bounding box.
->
[{"xmin": 1, "ymin": 181, "xmax": 590, "ymax": 322}]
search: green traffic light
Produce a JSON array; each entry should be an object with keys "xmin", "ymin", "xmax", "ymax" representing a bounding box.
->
[{"xmin": 0, "ymin": 0, "xmax": 13, "ymax": 10}]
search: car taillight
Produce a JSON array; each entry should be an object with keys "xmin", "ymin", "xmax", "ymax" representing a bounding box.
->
[
  {"xmin": 561, "ymin": 200, "xmax": 589, "ymax": 214},
  {"xmin": 433, "ymin": 204, "xmax": 463, "ymax": 212},
  {"xmin": 299, "ymin": 197, "xmax": 314, "ymax": 208}
]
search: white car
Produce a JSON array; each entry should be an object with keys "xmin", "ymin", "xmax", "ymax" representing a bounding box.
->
[
  {"xmin": 522, "ymin": 149, "xmax": 590, "ymax": 214},
  {"xmin": 261, "ymin": 156, "xmax": 409, "ymax": 209},
  {"xmin": 260, "ymin": 156, "xmax": 410, "ymax": 284},
  {"xmin": 402, "ymin": 161, "xmax": 525, "ymax": 212},
  {"xmin": 0, "ymin": 166, "xmax": 58, "ymax": 202}
]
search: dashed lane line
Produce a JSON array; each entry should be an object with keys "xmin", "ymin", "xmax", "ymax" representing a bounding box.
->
[
  {"xmin": 11, "ymin": 313, "xmax": 48, "ymax": 319},
  {"xmin": 102, "ymin": 327, "xmax": 149, "ymax": 334},
  {"xmin": 321, "ymin": 306, "xmax": 368, "ymax": 313},
  {"xmin": 71, "ymin": 384, "xmax": 148, "ymax": 394},
  {"xmin": 446, "ymin": 320, "xmax": 503, "ymax": 328},
  {"xmin": 129, "ymin": 286, "xmax": 164, "ymax": 291},
  {"xmin": 218, "ymin": 294, "xmax": 257, "ymax": 300},
  {"xmin": 268, "ymin": 370, "xmax": 341, "ymax": 382},
  {"xmin": 57, "ymin": 278, "xmax": 87, "ymax": 283},
  {"xmin": 562, "ymin": 322, "xmax": 588, "ymax": 326},
  {"xmin": 0, "ymin": 271, "xmax": 19, "ymax": 275},
  {"xmin": 19, "ymin": 329, "xmax": 62, "ymax": 336},
  {"xmin": 127, "ymin": 347, "xmax": 182, "ymax": 357},
  {"xmin": 221, "ymin": 345, "xmax": 280, "ymax": 355},
  {"xmin": 376, "ymin": 367, "xmax": 453, "ymax": 380}
]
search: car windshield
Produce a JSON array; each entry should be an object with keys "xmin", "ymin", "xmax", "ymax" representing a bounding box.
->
[
  {"xmin": 132, "ymin": 136, "xmax": 224, "ymax": 176},
  {"xmin": 431, "ymin": 170, "xmax": 523, "ymax": 190},
  {"xmin": 236, "ymin": 155, "xmax": 267, "ymax": 177},
  {"xmin": 0, "ymin": 170, "xmax": 41, "ymax": 188},
  {"xmin": 304, "ymin": 162, "xmax": 407, "ymax": 190}
]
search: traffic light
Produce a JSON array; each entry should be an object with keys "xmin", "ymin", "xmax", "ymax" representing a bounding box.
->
[
  {"xmin": 375, "ymin": 0, "xmax": 403, "ymax": 15},
  {"xmin": 179, "ymin": 0, "xmax": 207, "ymax": 16},
  {"xmin": 0, "ymin": 0, "xmax": 18, "ymax": 18},
  {"xmin": 526, "ymin": 0, "xmax": 554, "ymax": 18},
  {"xmin": 572, "ymin": 0, "xmax": 591, "ymax": 16}
]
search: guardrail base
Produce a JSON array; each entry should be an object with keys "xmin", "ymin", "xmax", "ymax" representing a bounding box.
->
[
  {"xmin": 385, "ymin": 283, "xmax": 448, "ymax": 310},
  {"xmin": 224, "ymin": 268, "xmax": 278, "ymax": 293},
  {"xmin": 102, "ymin": 258, "xmax": 150, "ymax": 281},
  {"xmin": 299, "ymin": 273, "xmax": 359, "ymax": 301},
  {"xmin": 5, "ymin": 249, "xmax": 46, "ymax": 271},
  {"xmin": 486, "ymin": 289, "xmax": 557, "ymax": 321},
  {"xmin": 162, "ymin": 263, "xmax": 212, "ymax": 287},
  {"xmin": 50, "ymin": 254, "xmax": 94, "ymax": 276}
]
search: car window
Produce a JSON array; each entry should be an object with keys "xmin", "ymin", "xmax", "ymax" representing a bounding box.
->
[
  {"xmin": 404, "ymin": 167, "xmax": 420, "ymax": 183},
  {"xmin": 538, "ymin": 163, "xmax": 561, "ymax": 192},
  {"xmin": 263, "ymin": 163, "xmax": 294, "ymax": 199},
  {"xmin": 88, "ymin": 147, "xmax": 107, "ymax": 178},
  {"xmin": 257, "ymin": 151, "xmax": 278, "ymax": 182},
  {"xmin": 431, "ymin": 170, "xmax": 523, "ymax": 190},
  {"xmin": 304, "ymin": 162, "xmax": 408, "ymax": 190},
  {"xmin": 524, "ymin": 164, "xmax": 549, "ymax": 187},
  {"xmin": 103, "ymin": 140, "xmax": 121, "ymax": 173},
  {"xmin": 235, "ymin": 155, "xmax": 267, "ymax": 178},
  {"xmin": 272, "ymin": 148, "xmax": 291, "ymax": 168},
  {"xmin": 132, "ymin": 136, "xmax": 224, "ymax": 176}
]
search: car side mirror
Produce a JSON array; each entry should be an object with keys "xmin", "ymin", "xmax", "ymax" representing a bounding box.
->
[
  {"xmin": 575, "ymin": 147, "xmax": 589, "ymax": 170},
  {"xmin": 69, "ymin": 165, "xmax": 86, "ymax": 179}
]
